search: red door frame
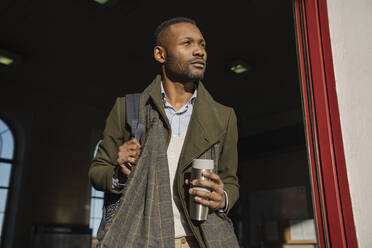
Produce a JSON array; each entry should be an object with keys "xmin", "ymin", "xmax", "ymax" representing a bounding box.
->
[{"xmin": 293, "ymin": 0, "xmax": 358, "ymax": 247}]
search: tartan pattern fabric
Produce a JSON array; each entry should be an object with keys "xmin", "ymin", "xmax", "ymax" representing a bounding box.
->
[
  {"xmin": 98, "ymin": 80, "xmax": 239, "ymax": 248},
  {"xmin": 200, "ymin": 212, "xmax": 239, "ymax": 248},
  {"xmin": 99, "ymin": 108, "xmax": 175, "ymax": 247}
]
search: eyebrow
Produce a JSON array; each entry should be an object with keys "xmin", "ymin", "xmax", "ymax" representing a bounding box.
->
[{"xmin": 181, "ymin": 36, "xmax": 206, "ymax": 43}]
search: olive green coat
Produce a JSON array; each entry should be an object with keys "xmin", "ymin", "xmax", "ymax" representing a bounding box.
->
[{"xmin": 89, "ymin": 75, "xmax": 239, "ymax": 247}]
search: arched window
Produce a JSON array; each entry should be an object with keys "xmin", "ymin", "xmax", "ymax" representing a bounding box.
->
[
  {"xmin": 89, "ymin": 140, "xmax": 103, "ymax": 237},
  {"xmin": 0, "ymin": 119, "xmax": 15, "ymax": 241}
]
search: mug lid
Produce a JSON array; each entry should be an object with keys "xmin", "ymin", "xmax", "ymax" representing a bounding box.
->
[{"xmin": 192, "ymin": 159, "xmax": 214, "ymax": 170}]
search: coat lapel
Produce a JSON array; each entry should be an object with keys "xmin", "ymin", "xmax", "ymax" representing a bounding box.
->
[{"xmin": 178, "ymin": 82, "xmax": 226, "ymax": 172}]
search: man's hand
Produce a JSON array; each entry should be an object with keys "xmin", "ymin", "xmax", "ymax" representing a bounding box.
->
[
  {"xmin": 117, "ymin": 138, "xmax": 141, "ymax": 176},
  {"xmin": 186, "ymin": 171, "xmax": 226, "ymax": 211}
]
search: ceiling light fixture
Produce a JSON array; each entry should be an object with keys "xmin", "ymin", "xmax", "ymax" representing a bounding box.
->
[
  {"xmin": 230, "ymin": 59, "xmax": 251, "ymax": 74},
  {"xmin": 0, "ymin": 56, "xmax": 14, "ymax": 65},
  {"xmin": 0, "ymin": 50, "xmax": 21, "ymax": 66},
  {"xmin": 94, "ymin": 0, "xmax": 110, "ymax": 4}
]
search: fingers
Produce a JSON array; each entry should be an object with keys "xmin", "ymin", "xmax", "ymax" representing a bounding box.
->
[
  {"xmin": 131, "ymin": 138, "xmax": 141, "ymax": 148},
  {"xmin": 189, "ymin": 189, "xmax": 223, "ymax": 210},
  {"xmin": 202, "ymin": 171, "xmax": 223, "ymax": 185},
  {"xmin": 127, "ymin": 156, "xmax": 137, "ymax": 163},
  {"xmin": 125, "ymin": 138, "xmax": 140, "ymax": 146},
  {"xmin": 117, "ymin": 152, "xmax": 137, "ymax": 164},
  {"xmin": 119, "ymin": 163, "xmax": 132, "ymax": 176},
  {"xmin": 191, "ymin": 172, "xmax": 224, "ymax": 194},
  {"xmin": 189, "ymin": 188, "xmax": 223, "ymax": 203},
  {"xmin": 127, "ymin": 150, "xmax": 139, "ymax": 157},
  {"xmin": 117, "ymin": 153, "xmax": 126, "ymax": 165},
  {"xmin": 127, "ymin": 138, "xmax": 141, "ymax": 148},
  {"xmin": 119, "ymin": 141, "xmax": 141, "ymax": 152},
  {"xmin": 188, "ymin": 172, "xmax": 226, "ymax": 210},
  {"xmin": 117, "ymin": 138, "xmax": 142, "ymax": 165}
]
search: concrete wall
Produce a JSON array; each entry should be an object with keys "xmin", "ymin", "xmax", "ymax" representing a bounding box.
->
[{"xmin": 326, "ymin": 0, "xmax": 372, "ymax": 246}]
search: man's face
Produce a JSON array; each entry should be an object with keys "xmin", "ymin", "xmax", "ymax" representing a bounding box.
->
[{"xmin": 162, "ymin": 22, "xmax": 207, "ymax": 82}]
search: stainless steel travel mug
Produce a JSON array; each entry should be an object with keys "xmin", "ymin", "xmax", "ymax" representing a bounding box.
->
[{"xmin": 189, "ymin": 159, "xmax": 214, "ymax": 221}]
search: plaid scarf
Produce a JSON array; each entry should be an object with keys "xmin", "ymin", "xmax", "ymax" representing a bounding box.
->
[{"xmin": 98, "ymin": 80, "xmax": 239, "ymax": 248}]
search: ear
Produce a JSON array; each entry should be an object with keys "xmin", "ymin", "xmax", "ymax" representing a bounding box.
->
[{"xmin": 154, "ymin": 45, "xmax": 166, "ymax": 64}]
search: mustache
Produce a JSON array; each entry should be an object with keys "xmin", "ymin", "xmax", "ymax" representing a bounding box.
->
[{"xmin": 189, "ymin": 59, "xmax": 206, "ymax": 66}]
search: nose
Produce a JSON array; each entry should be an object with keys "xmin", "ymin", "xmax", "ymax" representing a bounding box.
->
[{"xmin": 193, "ymin": 45, "xmax": 206, "ymax": 58}]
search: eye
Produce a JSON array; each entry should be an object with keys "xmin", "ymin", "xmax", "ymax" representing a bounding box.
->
[
  {"xmin": 200, "ymin": 43, "xmax": 206, "ymax": 48},
  {"xmin": 183, "ymin": 40, "xmax": 191, "ymax": 45}
]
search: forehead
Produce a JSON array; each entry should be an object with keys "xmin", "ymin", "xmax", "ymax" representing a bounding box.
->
[{"xmin": 167, "ymin": 22, "xmax": 205, "ymax": 41}]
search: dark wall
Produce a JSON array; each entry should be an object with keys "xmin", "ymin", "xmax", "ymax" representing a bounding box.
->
[{"xmin": 0, "ymin": 94, "xmax": 107, "ymax": 247}]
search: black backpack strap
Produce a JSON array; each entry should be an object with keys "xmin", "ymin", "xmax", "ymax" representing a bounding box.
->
[
  {"xmin": 125, "ymin": 93, "xmax": 145, "ymax": 142},
  {"xmin": 112, "ymin": 93, "xmax": 144, "ymax": 185},
  {"xmin": 98, "ymin": 94, "xmax": 145, "ymax": 241}
]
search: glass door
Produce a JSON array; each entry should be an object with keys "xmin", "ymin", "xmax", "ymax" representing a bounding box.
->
[
  {"xmin": 225, "ymin": 0, "xmax": 320, "ymax": 247},
  {"xmin": 226, "ymin": 0, "xmax": 358, "ymax": 247}
]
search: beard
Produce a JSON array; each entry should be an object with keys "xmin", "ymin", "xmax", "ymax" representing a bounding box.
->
[{"xmin": 164, "ymin": 54, "xmax": 206, "ymax": 83}]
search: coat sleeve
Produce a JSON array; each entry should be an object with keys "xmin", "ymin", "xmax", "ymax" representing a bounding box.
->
[
  {"xmin": 88, "ymin": 97, "xmax": 129, "ymax": 194},
  {"xmin": 218, "ymin": 108, "xmax": 239, "ymax": 213}
]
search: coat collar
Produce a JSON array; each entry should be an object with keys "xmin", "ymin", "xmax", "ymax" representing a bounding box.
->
[{"xmin": 148, "ymin": 74, "xmax": 226, "ymax": 171}]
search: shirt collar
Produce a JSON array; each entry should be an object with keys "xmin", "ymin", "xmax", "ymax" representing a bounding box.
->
[{"xmin": 160, "ymin": 81, "xmax": 197, "ymax": 106}]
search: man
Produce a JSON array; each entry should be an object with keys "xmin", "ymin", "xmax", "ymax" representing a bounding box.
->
[{"xmin": 89, "ymin": 17, "xmax": 239, "ymax": 248}]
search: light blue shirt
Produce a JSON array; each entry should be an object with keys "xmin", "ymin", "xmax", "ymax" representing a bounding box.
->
[{"xmin": 161, "ymin": 82, "xmax": 197, "ymax": 137}]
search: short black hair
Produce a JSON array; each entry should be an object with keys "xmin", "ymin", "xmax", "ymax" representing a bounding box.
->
[{"xmin": 154, "ymin": 17, "xmax": 197, "ymax": 46}]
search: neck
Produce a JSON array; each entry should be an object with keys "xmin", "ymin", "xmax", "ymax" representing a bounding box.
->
[{"xmin": 161, "ymin": 67, "xmax": 195, "ymax": 111}]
